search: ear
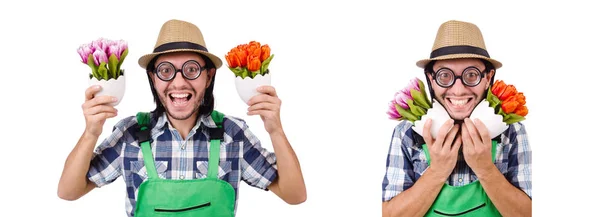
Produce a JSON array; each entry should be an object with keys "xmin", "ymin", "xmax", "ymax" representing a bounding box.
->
[
  {"xmin": 486, "ymin": 69, "xmax": 495, "ymax": 88},
  {"xmin": 205, "ymin": 68, "xmax": 216, "ymax": 87},
  {"xmin": 147, "ymin": 71, "xmax": 155, "ymax": 84}
]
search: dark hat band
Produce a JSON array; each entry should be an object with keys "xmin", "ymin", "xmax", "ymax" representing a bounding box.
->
[
  {"xmin": 153, "ymin": 41, "xmax": 208, "ymax": 53},
  {"xmin": 430, "ymin": 45, "xmax": 489, "ymax": 58}
]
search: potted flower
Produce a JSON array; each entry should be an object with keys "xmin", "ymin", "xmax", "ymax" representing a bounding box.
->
[
  {"xmin": 77, "ymin": 38, "xmax": 128, "ymax": 106},
  {"xmin": 224, "ymin": 41, "xmax": 274, "ymax": 104}
]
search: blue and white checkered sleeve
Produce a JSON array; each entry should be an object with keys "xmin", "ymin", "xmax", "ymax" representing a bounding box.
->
[
  {"xmin": 506, "ymin": 122, "xmax": 532, "ymax": 198},
  {"xmin": 234, "ymin": 119, "xmax": 278, "ymax": 191},
  {"xmin": 382, "ymin": 121, "xmax": 416, "ymax": 202},
  {"xmin": 86, "ymin": 117, "xmax": 134, "ymax": 187}
]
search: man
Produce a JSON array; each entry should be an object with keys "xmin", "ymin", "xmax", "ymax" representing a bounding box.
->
[
  {"xmin": 381, "ymin": 20, "xmax": 532, "ymax": 216},
  {"xmin": 58, "ymin": 19, "xmax": 306, "ymax": 217}
]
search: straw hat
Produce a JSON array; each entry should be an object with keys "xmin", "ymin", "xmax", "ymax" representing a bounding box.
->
[
  {"xmin": 138, "ymin": 19, "xmax": 223, "ymax": 70},
  {"xmin": 416, "ymin": 20, "xmax": 502, "ymax": 69}
]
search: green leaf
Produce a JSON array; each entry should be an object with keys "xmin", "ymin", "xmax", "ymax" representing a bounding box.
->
[
  {"xmin": 108, "ymin": 54, "xmax": 118, "ymax": 79},
  {"xmin": 117, "ymin": 48, "xmax": 128, "ymax": 71},
  {"xmin": 487, "ymin": 88, "xmax": 502, "ymax": 113},
  {"xmin": 229, "ymin": 67, "xmax": 244, "ymax": 78},
  {"xmin": 503, "ymin": 113, "xmax": 525, "ymax": 124},
  {"xmin": 410, "ymin": 89, "xmax": 430, "ymax": 109},
  {"xmin": 250, "ymin": 70, "xmax": 259, "ymax": 79},
  {"xmin": 241, "ymin": 68, "xmax": 249, "ymax": 79},
  {"xmin": 87, "ymin": 54, "xmax": 99, "ymax": 79},
  {"xmin": 407, "ymin": 99, "xmax": 426, "ymax": 117},
  {"xmin": 418, "ymin": 79, "xmax": 432, "ymax": 107},
  {"xmin": 395, "ymin": 104, "xmax": 418, "ymax": 122},
  {"xmin": 98, "ymin": 62, "xmax": 108, "ymax": 80},
  {"xmin": 260, "ymin": 54, "xmax": 274, "ymax": 75}
]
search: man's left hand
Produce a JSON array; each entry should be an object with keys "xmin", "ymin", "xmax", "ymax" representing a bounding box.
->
[
  {"xmin": 461, "ymin": 118, "xmax": 495, "ymax": 177},
  {"xmin": 247, "ymin": 85, "xmax": 283, "ymax": 134}
]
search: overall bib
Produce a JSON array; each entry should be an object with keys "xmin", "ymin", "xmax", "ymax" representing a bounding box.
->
[
  {"xmin": 421, "ymin": 141, "xmax": 502, "ymax": 217},
  {"xmin": 133, "ymin": 111, "xmax": 236, "ymax": 217}
]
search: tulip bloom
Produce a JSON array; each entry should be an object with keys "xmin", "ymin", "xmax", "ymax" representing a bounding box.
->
[
  {"xmin": 387, "ymin": 101, "xmax": 402, "ymax": 120},
  {"xmin": 247, "ymin": 54, "xmax": 261, "ymax": 72},
  {"xmin": 93, "ymin": 49, "xmax": 108, "ymax": 66},
  {"xmin": 394, "ymin": 90, "xmax": 411, "ymax": 109},
  {"xmin": 260, "ymin": 45, "xmax": 271, "ymax": 62},
  {"xmin": 77, "ymin": 45, "xmax": 93, "ymax": 64}
]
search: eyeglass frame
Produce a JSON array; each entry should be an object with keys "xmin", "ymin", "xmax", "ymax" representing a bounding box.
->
[
  {"xmin": 429, "ymin": 66, "xmax": 490, "ymax": 88},
  {"xmin": 152, "ymin": 60, "xmax": 208, "ymax": 81}
]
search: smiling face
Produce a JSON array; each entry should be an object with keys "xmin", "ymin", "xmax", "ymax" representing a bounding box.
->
[
  {"xmin": 428, "ymin": 58, "xmax": 495, "ymax": 120},
  {"xmin": 150, "ymin": 52, "xmax": 215, "ymax": 121}
]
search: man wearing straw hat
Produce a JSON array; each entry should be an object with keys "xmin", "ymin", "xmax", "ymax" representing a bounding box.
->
[
  {"xmin": 381, "ymin": 20, "xmax": 532, "ymax": 216},
  {"xmin": 58, "ymin": 19, "xmax": 306, "ymax": 216}
]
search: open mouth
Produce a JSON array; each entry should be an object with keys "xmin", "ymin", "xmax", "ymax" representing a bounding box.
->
[{"xmin": 169, "ymin": 93, "xmax": 192, "ymax": 106}]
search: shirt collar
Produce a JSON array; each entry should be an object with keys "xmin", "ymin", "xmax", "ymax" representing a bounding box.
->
[{"xmin": 154, "ymin": 112, "xmax": 219, "ymax": 132}]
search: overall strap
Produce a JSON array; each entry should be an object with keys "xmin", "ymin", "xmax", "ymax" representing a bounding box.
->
[
  {"xmin": 422, "ymin": 140, "xmax": 498, "ymax": 165},
  {"xmin": 136, "ymin": 112, "xmax": 158, "ymax": 180},
  {"xmin": 208, "ymin": 110, "xmax": 225, "ymax": 179}
]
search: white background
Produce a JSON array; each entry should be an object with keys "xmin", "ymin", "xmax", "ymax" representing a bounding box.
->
[{"xmin": 1, "ymin": 0, "xmax": 599, "ymax": 216}]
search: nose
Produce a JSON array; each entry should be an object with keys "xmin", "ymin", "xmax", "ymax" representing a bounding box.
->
[
  {"xmin": 449, "ymin": 78, "xmax": 468, "ymax": 95},
  {"xmin": 169, "ymin": 70, "xmax": 188, "ymax": 87}
]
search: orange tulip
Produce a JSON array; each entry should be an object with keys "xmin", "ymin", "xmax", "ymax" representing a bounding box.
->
[
  {"xmin": 234, "ymin": 47, "xmax": 248, "ymax": 67},
  {"xmin": 514, "ymin": 105, "xmax": 529, "ymax": 116},
  {"xmin": 501, "ymin": 98, "xmax": 519, "ymax": 113},
  {"xmin": 515, "ymin": 92, "xmax": 526, "ymax": 105},
  {"xmin": 260, "ymin": 45, "xmax": 270, "ymax": 62},
  {"xmin": 225, "ymin": 51, "xmax": 240, "ymax": 68},
  {"xmin": 492, "ymin": 80, "xmax": 506, "ymax": 97},
  {"xmin": 499, "ymin": 84, "xmax": 517, "ymax": 101},
  {"xmin": 247, "ymin": 54, "xmax": 261, "ymax": 72},
  {"xmin": 248, "ymin": 41, "xmax": 261, "ymax": 48}
]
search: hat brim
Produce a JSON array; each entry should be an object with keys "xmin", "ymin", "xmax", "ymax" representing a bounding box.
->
[
  {"xmin": 138, "ymin": 49, "xmax": 223, "ymax": 70},
  {"xmin": 416, "ymin": 53, "xmax": 502, "ymax": 69}
]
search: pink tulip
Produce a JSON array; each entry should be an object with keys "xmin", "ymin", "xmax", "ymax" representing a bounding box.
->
[
  {"xmin": 92, "ymin": 38, "xmax": 108, "ymax": 54},
  {"xmin": 93, "ymin": 49, "xmax": 108, "ymax": 66},
  {"xmin": 387, "ymin": 101, "xmax": 401, "ymax": 119},
  {"xmin": 108, "ymin": 45, "xmax": 119, "ymax": 59},
  {"xmin": 394, "ymin": 89, "xmax": 411, "ymax": 109},
  {"xmin": 117, "ymin": 40, "xmax": 128, "ymax": 59},
  {"xmin": 408, "ymin": 77, "xmax": 420, "ymax": 91},
  {"xmin": 77, "ymin": 45, "xmax": 93, "ymax": 64}
]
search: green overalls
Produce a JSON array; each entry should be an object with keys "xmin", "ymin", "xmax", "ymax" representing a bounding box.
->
[
  {"xmin": 421, "ymin": 141, "xmax": 502, "ymax": 216},
  {"xmin": 133, "ymin": 111, "xmax": 236, "ymax": 217}
]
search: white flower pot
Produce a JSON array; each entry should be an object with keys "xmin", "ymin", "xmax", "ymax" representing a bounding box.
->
[
  {"xmin": 234, "ymin": 73, "xmax": 271, "ymax": 104},
  {"xmin": 468, "ymin": 99, "xmax": 508, "ymax": 139},
  {"xmin": 412, "ymin": 100, "xmax": 452, "ymax": 139},
  {"xmin": 412, "ymin": 99, "xmax": 509, "ymax": 140},
  {"xmin": 88, "ymin": 75, "xmax": 126, "ymax": 106}
]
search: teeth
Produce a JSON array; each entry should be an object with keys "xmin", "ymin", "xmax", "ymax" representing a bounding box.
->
[
  {"xmin": 450, "ymin": 99, "xmax": 468, "ymax": 106},
  {"xmin": 170, "ymin": 93, "xmax": 189, "ymax": 98}
]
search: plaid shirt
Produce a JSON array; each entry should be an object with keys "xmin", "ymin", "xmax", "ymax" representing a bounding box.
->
[
  {"xmin": 87, "ymin": 111, "xmax": 278, "ymax": 217},
  {"xmin": 382, "ymin": 120, "xmax": 532, "ymax": 202}
]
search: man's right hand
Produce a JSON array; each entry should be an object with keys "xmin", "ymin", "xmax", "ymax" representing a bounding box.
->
[
  {"xmin": 422, "ymin": 118, "xmax": 462, "ymax": 182},
  {"xmin": 82, "ymin": 85, "xmax": 118, "ymax": 138}
]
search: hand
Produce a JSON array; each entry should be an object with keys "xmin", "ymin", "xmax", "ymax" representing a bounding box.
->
[
  {"xmin": 247, "ymin": 86, "xmax": 283, "ymax": 134},
  {"xmin": 461, "ymin": 118, "xmax": 495, "ymax": 176},
  {"xmin": 82, "ymin": 85, "xmax": 118, "ymax": 138},
  {"xmin": 422, "ymin": 118, "xmax": 462, "ymax": 181}
]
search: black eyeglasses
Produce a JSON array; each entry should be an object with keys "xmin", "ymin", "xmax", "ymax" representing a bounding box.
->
[
  {"xmin": 153, "ymin": 60, "xmax": 207, "ymax": 81},
  {"xmin": 432, "ymin": 66, "xmax": 488, "ymax": 88}
]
